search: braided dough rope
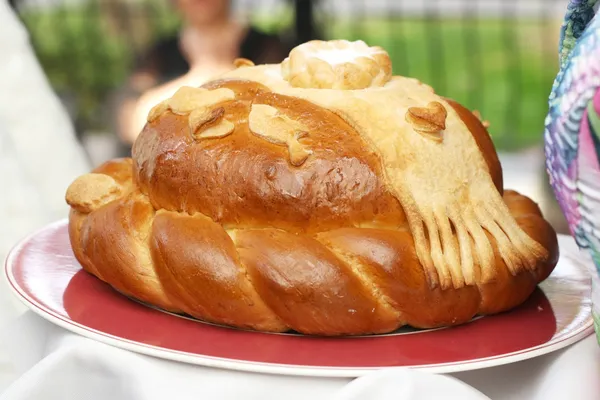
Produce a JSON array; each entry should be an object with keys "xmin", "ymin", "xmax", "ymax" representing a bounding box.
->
[{"xmin": 67, "ymin": 158, "xmax": 557, "ymax": 335}]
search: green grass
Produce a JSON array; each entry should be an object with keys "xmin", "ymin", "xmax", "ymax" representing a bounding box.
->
[{"xmin": 19, "ymin": 6, "xmax": 559, "ymax": 151}]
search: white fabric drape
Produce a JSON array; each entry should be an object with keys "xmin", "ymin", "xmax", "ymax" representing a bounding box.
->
[{"xmin": 0, "ymin": 0, "xmax": 90, "ymax": 324}]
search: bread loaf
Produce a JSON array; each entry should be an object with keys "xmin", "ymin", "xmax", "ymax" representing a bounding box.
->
[{"xmin": 66, "ymin": 40, "xmax": 558, "ymax": 335}]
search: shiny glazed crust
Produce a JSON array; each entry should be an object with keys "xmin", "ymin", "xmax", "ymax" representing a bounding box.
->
[{"xmin": 66, "ymin": 41, "xmax": 559, "ymax": 336}]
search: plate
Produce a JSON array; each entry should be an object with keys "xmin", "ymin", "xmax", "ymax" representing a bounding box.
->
[{"xmin": 4, "ymin": 220, "xmax": 594, "ymax": 377}]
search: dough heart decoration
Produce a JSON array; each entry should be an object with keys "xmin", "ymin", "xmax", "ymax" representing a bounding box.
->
[{"xmin": 405, "ymin": 101, "xmax": 448, "ymax": 142}]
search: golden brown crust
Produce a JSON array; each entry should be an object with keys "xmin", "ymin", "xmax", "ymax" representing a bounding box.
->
[
  {"xmin": 503, "ymin": 190, "xmax": 559, "ymax": 283},
  {"xmin": 65, "ymin": 41, "xmax": 559, "ymax": 336},
  {"xmin": 76, "ymin": 190, "xmax": 177, "ymax": 312},
  {"xmin": 477, "ymin": 191, "xmax": 559, "ymax": 314},
  {"xmin": 151, "ymin": 211, "xmax": 286, "ymax": 331},
  {"xmin": 315, "ymin": 228, "xmax": 481, "ymax": 329},
  {"xmin": 133, "ymin": 80, "xmax": 406, "ymax": 234},
  {"xmin": 235, "ymin": 229, "xmax": 401, "ymax": 335}
]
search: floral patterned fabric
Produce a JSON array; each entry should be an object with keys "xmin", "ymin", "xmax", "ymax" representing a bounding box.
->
[{"xmin": 545, "ymin": 0, "xmax": 600, "ymax": 272}]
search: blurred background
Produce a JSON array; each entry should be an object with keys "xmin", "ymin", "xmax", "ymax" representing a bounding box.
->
[{"xmin": 7, "ymin": 0, "xmax": 571, "ymax": 232}]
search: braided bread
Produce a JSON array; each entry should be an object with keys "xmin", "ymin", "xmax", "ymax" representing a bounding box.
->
[{"xmin": 65, "ymin": 40, "xmax": 559, "ymax": 335}]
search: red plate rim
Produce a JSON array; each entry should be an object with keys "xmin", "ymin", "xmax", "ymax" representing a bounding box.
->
[{"xmin": 4, "ymin": 219, "xmax": 595, "ymax": 378}]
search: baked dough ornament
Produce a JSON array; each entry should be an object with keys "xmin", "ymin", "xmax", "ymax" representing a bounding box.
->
[
  {"xmin": 65, "ymin": 39, "xmax": 558, "ymax": 335},
  {"xmin": 248, "ymin": 103, "xmax": 312, "ymax": 166}
]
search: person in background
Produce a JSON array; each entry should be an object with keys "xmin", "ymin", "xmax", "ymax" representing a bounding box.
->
[{"xmin": 116, "ymin": 0, "xmax": 289, "ymax": 147}]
